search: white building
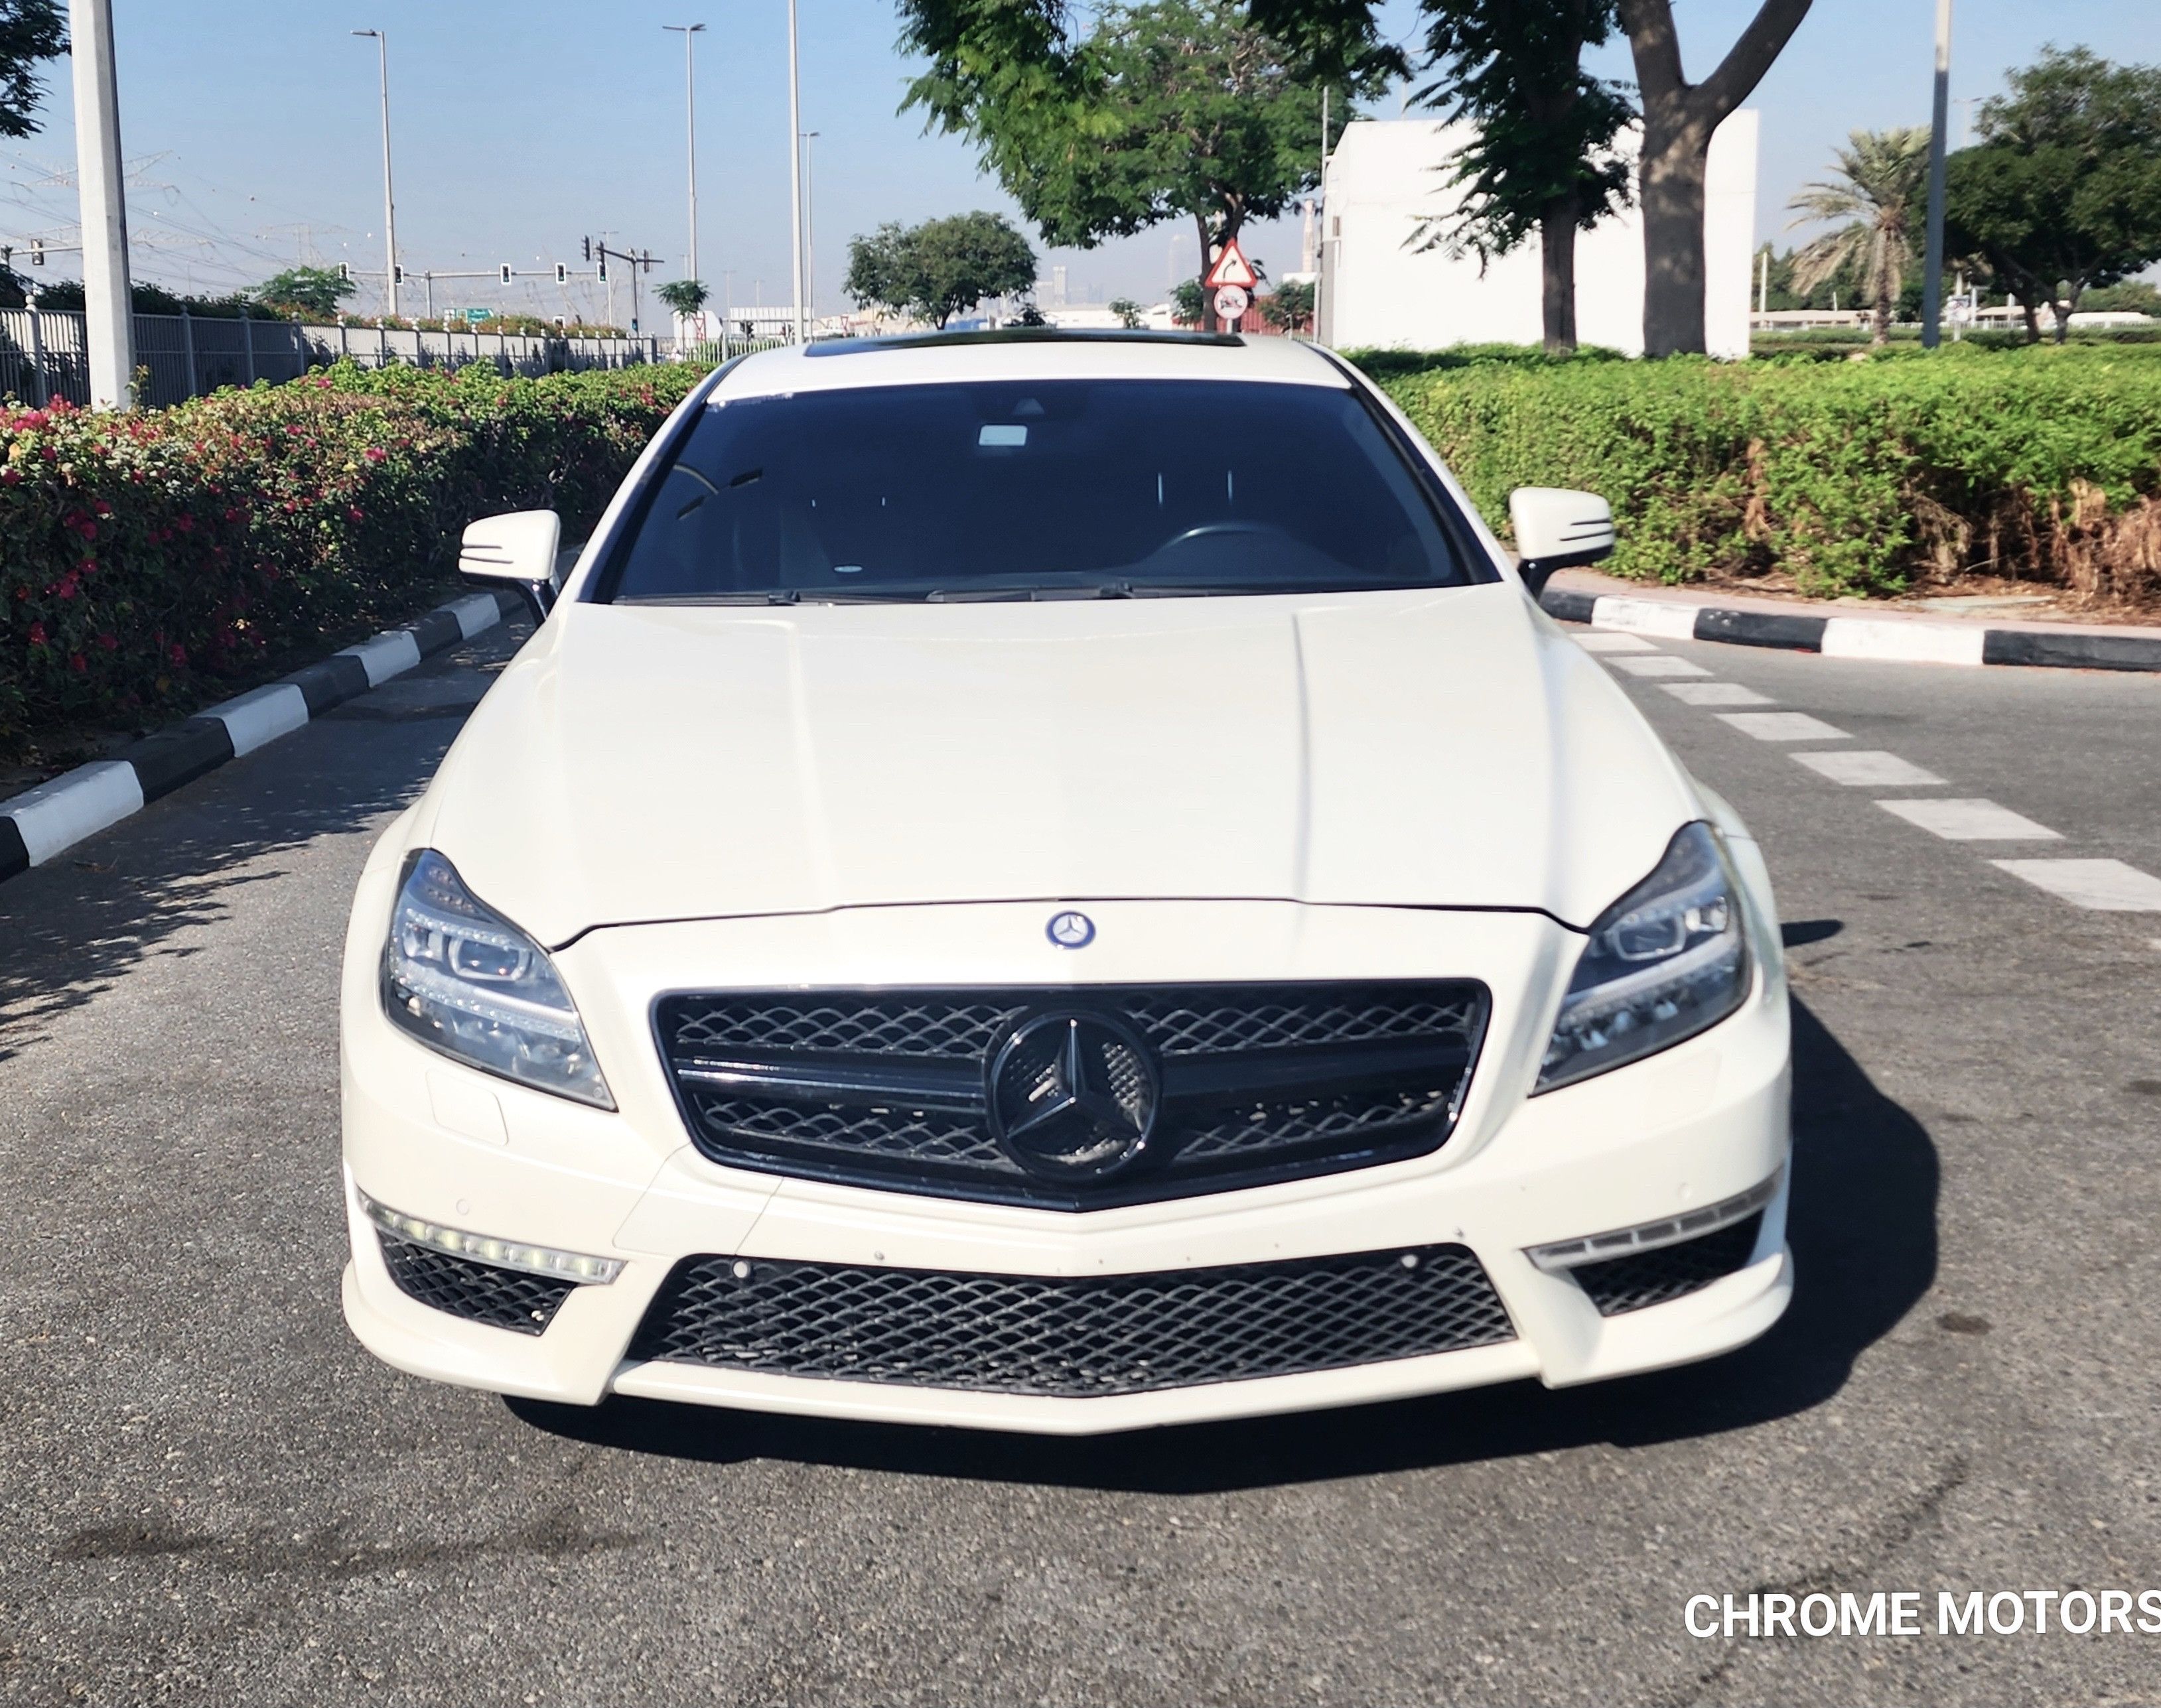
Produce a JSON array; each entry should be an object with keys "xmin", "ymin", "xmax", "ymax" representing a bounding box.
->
[{"xmin": 1317, "ymin": 113, "xmax": 1760, "ymax": 358}]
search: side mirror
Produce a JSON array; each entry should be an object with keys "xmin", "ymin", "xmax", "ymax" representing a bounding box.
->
[
  {"xmin": 458, "ymin": 509, "xmax": 563, "ymax": 624},
  {"xmin": 1508, "ymin": 488, "xmax": 1616, "ymax": 598}
]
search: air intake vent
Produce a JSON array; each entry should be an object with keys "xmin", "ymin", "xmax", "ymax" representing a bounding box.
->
[{"xmin": 630, "ymin": 1244, "xmax": 1514, "ymax": 1396}]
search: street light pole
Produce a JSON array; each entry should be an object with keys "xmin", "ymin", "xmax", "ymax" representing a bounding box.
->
[
  {"xmin": 68, "ymin": 0, "xmax": 135, "ymax": 407},
  {"xmin": 787, "ymin": 0, "xmax": 805, "ymax": 343},
  {"xmin": 663, "ymin": 23, "xmax": 705, "ymax": 291},
  {"xmin": 1920, "ymin": 0, "xmax": 1953, "ymax": 350},
  {"xmin": 352, "ymin": 29, "xmax": 399, "ymax": 320},
  {"xmin": 800, "ymin": 130, "xmax": 819, "ymax": 326}
]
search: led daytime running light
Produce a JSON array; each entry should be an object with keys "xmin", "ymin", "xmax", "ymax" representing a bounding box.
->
[
  {"xmin": 358, "ymin": 1188, "xmax": 624, "ymax": 1284},
  {"xmin": 1526, "ymin": 1169, "xmax": 1781, "ymax": 1274}
]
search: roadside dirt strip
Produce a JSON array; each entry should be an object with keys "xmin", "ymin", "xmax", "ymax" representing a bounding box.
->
[{"xmin": 1, "ymin": 588, "xmax": 524, "ymax": 883}]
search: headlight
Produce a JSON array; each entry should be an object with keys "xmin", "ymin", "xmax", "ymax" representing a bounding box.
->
[
  {"xmin": 1535, "ymin": 822, "xmax": 1751, "ymax": 1094},
  {"xmin": 380, "ymin": 850, "xmax": 614, "ymax": 1108}
]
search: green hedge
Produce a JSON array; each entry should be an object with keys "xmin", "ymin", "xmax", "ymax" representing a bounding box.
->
[
  {"xmin": 1, "ymin": 361, "xmax": 703, "ymax": 758},
  {"xmin": 1375, "ymin": 342, "xmax": 2161, "ymax": 600}
]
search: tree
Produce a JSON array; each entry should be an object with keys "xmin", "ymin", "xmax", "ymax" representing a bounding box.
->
[
  {"xmin": 1243, "ymin": 0, "xmax": 1813, "ymax": 354},
  {"xmin": 1170, "ymin": 277, "xmax": 1206, "ymax": 324},
  {"xmin": 252, "ymin": 267, "xmax": 357, "ymax": 319},
  {"xmin": 1260, "ymin": 277, "xmax": 1314, "ymax": 331},
  {"xmin": 1108, "ymin": 295, "xmax": 1144, "ymax": 328},
  {"xmin": 1412, "ymin": 0, "xmax": 1633, "ymax": 354},
  {"xmin": 1615, "ymin": 0, "xmax": 1813, "ymax": 356},
  {"xmin": 900, "ymin": 0, "xmax": 1378, "ymax": 330},
  {"xmin": 843, "ymin": 212, "xmax": 1038, "ymax": 328},
  {"xmin": 2081, "ymin": 279, "xmax": 2161, "ymax": 316},
  {"xmin": 0, "ymin": 0, "xmax": 64, "ymax": 139},
  {"xmin": 1785, "ymin": 127, "xmax": 1931, "ymax": 346},
  {"xmin": 1944, "ymin": 48, "xmax": 2161, "ymax": 344},
  {"xmin": 656, "ymin": 278, "xmax": 711, "ymax": 318}
]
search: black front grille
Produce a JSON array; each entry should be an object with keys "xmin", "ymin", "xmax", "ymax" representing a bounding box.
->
[
  {"xmin": 629, "ymin": 1244, "xmax": 1515, "ymax": 1396},
  {"xmin": 1570, "ymin": 1213, "xmax": 1764, "ymax": 1317},
  {"xmin": 376, "ymin": 1232, "xmax": 578, "ymax": 1335},
  {"xmin": 655, "ymin": 982, "xmax": 1488, "ymax": 1211}
]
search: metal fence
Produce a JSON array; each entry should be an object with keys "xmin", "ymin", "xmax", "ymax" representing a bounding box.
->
[{"xmin": 0, "ymin": 306, "xmax": 689, "ymax": 408}]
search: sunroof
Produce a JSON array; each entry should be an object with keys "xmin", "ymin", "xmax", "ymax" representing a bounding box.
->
[{"xmin": 802, "ymin": 327, "xmax": 1246, "ymax": 358}]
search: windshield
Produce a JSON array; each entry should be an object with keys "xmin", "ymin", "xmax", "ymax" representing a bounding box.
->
[{"xmin": 599, "ymin": 378, "xmax": 1485, "ymax": 603}]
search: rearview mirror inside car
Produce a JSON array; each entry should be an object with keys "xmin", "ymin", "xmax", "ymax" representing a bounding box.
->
[
  {"xmin": 1508, "ymin": 488, "xmax": 1616, "ymax": 598},
  {"xmin": 458, "ymin": 509, "xmax": 563, "ymax": 623}
]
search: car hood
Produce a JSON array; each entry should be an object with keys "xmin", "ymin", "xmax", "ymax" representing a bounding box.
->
[{"xmin": 427, "ymin": 586, "xmax": 1703, "ymax": 946}]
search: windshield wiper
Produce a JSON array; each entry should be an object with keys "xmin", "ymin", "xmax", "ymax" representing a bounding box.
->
[{"xmin": 924, "ymin": 582, "xmax": 1141, "ymax": 603}]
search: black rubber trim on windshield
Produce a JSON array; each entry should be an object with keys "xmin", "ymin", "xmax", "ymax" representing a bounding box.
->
[{"xmin": 584, "ymin": 356, "xmax": 752, "ymax": 607}]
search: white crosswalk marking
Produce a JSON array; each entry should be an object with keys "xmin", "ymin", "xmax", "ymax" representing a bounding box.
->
[
  {"xmin": 1791, "ymin": 750, "xmax": 1945, "ymax": 787},
  {"xmin": 1993, "ymin": 860, "xmax": 2161, "ymax": 911},
  {"xmin": 1575, "ymin": 632, "xmax": 1657, "ymax": 654},
  {"xmin": 1878, "ymin": 799, "xmax": 2060, "ymax": 841},
  {"xmin": 1663, "ymin": 682, "xmax": 1775, "ymax": 707},
  {"xmin": 1611, "ymin": 655, "xmax": 1713, "ymax": 679},
  {"xmin": 1716, "ymin": 712, "xmax": 1850, "ymax": 742}
]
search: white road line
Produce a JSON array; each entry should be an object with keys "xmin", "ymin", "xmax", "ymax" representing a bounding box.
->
[
  {"xmin": 1994, "ymin": 860, "xmax": 2161, "ymax": 911},
  {"xmin": 1663, "ymin": 682, "xmax": 1775, "ymax": 707},
  {"xmin": 1610, "ymin": 655, "xmax": 1713, "ymax": 679},
  {"xmin": 1791, "ymin": 750, "xmax": 1945, "ymax": 787},
  {"xmin": 1575, "ymin": 632, "xmax": 1657, "ymax": 654},
  {"xmin": 1878, "ymin": 798, "xmax": 2061, "ymax": 841},
  {"xmin": 1590, "ymin": 597, "xmax": 1699, "ymax": 640},
  {"xmin": 1716, "ymin": 712, "xmax": 1850, "ymax": 742}
]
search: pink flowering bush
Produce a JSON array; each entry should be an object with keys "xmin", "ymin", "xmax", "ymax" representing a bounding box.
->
[{"xmin": 1, "ymin": 360, "xmax": 700, "ymax": 757}]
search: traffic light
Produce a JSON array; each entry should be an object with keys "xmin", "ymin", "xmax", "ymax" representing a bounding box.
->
[
  {"xmin": 337, "ymin": 261, "xmax": 352, "ymax": 282},
  {"xmin": 554, "ymin": 262, "xmax": 567, "ymax": 285},
  {"xmin": 596, "ymin": 253, "xmax": 608, "ymax": 281},
  {"xmin": 581, "ymin": 235, "xmax": 592, "ymax": 262},
  {"xmin": 499, "ymin": 263, "xmax": 513, "ymax": 285},
  {"xmin": 29, "ymin": 238, "xmax": 43, "ymax": 267},
  {"xmin": 392, "ymin": 263, "xmax": 405, "ymax": 285}
]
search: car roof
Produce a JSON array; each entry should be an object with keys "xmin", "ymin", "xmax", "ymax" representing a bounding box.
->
[{"xmin": 709, "ymin": 330, "xmax": 1350, "ymax": 399}]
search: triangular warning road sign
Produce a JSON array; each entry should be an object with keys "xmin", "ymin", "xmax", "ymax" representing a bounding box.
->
[{"xmin": 1204, "ymin": 237, "xmax": 1258, "ymax": 291}]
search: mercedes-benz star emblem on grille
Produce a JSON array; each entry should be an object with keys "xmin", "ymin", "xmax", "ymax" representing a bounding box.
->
[
  {"xmin": 1045, "ymin": 910, "xmax": 1095, "ymax": 949},
  {"xmin": 986, "ymin": 1012, "xmax": 1160, "ymax": 1181}
]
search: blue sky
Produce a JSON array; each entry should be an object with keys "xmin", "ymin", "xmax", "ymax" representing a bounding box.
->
[{"xmin": 0, "ymin": 0, "xmax": 2151, "ymax": 320}]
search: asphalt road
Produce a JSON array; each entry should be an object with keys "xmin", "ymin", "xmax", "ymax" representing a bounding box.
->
[{"xmin": 3, "ymin": 615, "xmax": 2159, "ymax": 1706}]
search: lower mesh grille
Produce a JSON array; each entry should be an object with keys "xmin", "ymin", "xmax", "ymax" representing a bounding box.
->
[
  {"xmin": 628, "ymin": 1244, "xmax": 1515, "ymax": 1396},
  {"xmin": 376, "ymin": 1231, "xmax": 579, "ymax": 1335},
  {"xmin": 1570, "ymin": 1213, "xmax": 1764, "ymax": 1317}
]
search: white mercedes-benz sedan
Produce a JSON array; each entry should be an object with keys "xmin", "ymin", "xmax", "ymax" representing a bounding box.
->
[{"xmin": 340, "ymin": 330, "xmax": 1791, "ymax": 1434}]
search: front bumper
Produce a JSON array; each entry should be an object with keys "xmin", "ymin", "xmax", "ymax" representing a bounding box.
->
[{"xmin": 341, "ymin": 872, "xmax": 1791, "ymax": 1435}]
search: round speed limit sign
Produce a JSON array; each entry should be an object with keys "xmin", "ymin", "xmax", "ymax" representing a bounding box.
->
[{"xmin": 1213, "ymin": 285, "xmax": 1251, "ymax": 324}]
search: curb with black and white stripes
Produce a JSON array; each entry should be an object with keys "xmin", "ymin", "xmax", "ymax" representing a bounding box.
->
[
  {"xmin": 0, "ymin": 587, "xmax": 523, "ymax": 884},
  {"xmin": 1541, "ymin": 586, "xmax": 2161, "ymax": 673}
]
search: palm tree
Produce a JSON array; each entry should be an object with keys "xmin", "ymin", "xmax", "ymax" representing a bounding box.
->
[
  {"xmin": 1785, "ymin": 127, "xmax": 1931, "ymax": 346},
  {"xmin": 656, "ymin": 278, "xmax": 710, "ymax": 318}
]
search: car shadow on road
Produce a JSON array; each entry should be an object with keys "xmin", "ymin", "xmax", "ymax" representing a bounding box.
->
[
  {"xmin": 0, "ymin": 631, "xmax": 518, "ymax": 1066},
  {"xmin": 510, "ymin": 997, "xmax": 1938, "ymax": 1492}
]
